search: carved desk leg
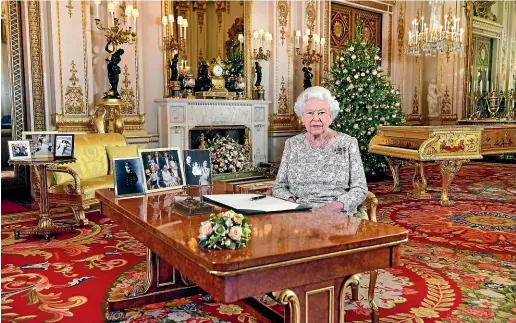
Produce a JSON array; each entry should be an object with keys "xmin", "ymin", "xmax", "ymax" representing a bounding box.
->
[
  {"xmin": 408, "ymin": 162, "xmax": 432, "ymax": 199},
  {"xmin": 271, "ymin": 289, "xmax": 301, "ymax": 323},
  {"xmin": 438, "ymin": 160, "xmax": 466, "ymax": 207},
  {"xmin": 385, "ymin": 157, "xmax": 405, "ymax": 192},
  {"xmin": 368, "ymin": 270, "xmax": 379, "ymax": 323},
  {"xmin": 107, "ymin": 248, "xmax": 202, "ymax": 312}
]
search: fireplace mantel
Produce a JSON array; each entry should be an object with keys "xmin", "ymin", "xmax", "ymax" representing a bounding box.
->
[{"xmin": 155, "ymin": 98, "xmax": 270, "ymax": 166}]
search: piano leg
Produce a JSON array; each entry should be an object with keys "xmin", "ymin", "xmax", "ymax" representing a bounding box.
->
[
  {"xmin": 408, "ymin": 162, "xmax": 432, "ymax": 199},
  {"xmin": 385, "ymin": 157, "xmax": 405, "ymax": 192},
  {"xmin": 438, "ymin": 160, "xmax": 466, "ymax": 207}
]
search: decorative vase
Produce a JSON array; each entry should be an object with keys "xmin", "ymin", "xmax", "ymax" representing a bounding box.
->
[
  {"xmin": 183, "ymin": 74, "xmax": 196, "ymax": 99},
  {"xmin": 235, "ymin": 75, "xmax": 246, "ymax": 98}
]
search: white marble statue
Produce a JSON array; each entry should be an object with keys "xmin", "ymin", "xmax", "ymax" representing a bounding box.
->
[{"xmin": 427, "ymin": 79, "xmax": 441, "ymax": 117}]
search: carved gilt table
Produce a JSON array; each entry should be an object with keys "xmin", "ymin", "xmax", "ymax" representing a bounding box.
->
[{"xmin": 9, "ymin": 157, "xmax": 77, "ymax": 241}]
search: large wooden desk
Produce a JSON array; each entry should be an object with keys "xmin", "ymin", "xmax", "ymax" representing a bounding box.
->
[
  {"xmin": 96, "ymin": 189, "xmax": 408, "ymax": 323},
  {"xmin": 369, "ymin": 125, "xmax": 516, "ymax": 206}
]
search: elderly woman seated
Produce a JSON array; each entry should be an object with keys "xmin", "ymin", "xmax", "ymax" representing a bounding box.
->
[{"xmin": 273, "ymin": 86, "xmax": 368, "ymax": 215}]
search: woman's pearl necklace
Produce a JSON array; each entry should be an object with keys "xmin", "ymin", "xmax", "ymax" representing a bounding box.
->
[{"xmin": 309, "ymin": 131, "xmax": 331, "ymax": 149}]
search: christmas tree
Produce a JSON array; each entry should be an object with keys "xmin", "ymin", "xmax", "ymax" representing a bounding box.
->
[{"xmin": 326, "ymin": 25, "xmax": 404, "ymax": 176}]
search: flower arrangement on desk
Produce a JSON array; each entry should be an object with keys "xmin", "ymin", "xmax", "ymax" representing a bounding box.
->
[
  {"xmin": 199, "ymin": 210, "xmax": 251, "ymax": 249},
  {"xmin": 206, "ymin": 134, "xmax": 251, "ymax": 174}
]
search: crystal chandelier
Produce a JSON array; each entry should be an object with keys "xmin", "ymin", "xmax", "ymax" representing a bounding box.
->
[{"xmin": 407, "ymin": 1, "xmax": 463, "ymax": 57}]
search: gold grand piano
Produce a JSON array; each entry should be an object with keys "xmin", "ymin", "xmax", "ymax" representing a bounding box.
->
[{"xmin": 369, "ymin": 125, "xmax": 516, "ymax": 206}]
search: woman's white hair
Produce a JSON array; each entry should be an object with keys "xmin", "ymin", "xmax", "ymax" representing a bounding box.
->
[{"xmin": 294, "ymin": 86, "xmax": 340, "ymax": 122}]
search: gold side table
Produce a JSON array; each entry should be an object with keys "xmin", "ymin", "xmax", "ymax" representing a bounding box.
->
[{"xmin": 9, "ymin": 157, "xmax": 78, "ymax": 242}]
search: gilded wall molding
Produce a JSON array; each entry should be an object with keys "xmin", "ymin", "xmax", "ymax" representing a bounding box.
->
[
  {"xmin": 412, "ymin": 87, "xmax": 420, "ymax": 114},
  {"xmin": 277, "ymin": 76, "xmax": 288, "ymax": 114},
  {"xmin": 306, "ymin": 0, "xmax": 316, "ymax": 32},
  {"xmin": 57, "ymin": 2, "xmax": 64, "ymax": 110},
  {"xmin": 440, "ymin": 87, "xmax": 452, "ymax": 115},
  {"xmin": 64, "ymin": 60, "xmax": 86, "ymax": 114},
  {"xmin": 120, "ymin": 65, "xmax": 137, "ymax": 114},
  {"xmin": 8, "ymin": 0, "xmax": 26, "ymax": 140},
  {"xmin": 192, "ymin": 1, "xmax": 206, "ymax": 33},
  {"xmin": 278, "ymin": 0, "xmax": 289, "ymax": 46},
  {"xmin": 387, "ymin": 12, "xmax": 392, "ymax": 75},
  {"xmin": 244, "ymin": 1, "xmax": 252, "ymax": 99},
  {"xmin": 82, "ymin": 1, "xmax": 88, "ymax": 112},
  {"xmin": 28, "ymin": 0, "xmax": 45, "ymax": 130},
  {"xmin": 66, "ymin": 0, "xmax": 74, "ymax": 18},
  {"xmin": 323, "ymin": 0, "xmax": 330, "ymax": 78},
  {"xmin": 397, "ymin": 2, "xmax": 404, "ymax": 60}
]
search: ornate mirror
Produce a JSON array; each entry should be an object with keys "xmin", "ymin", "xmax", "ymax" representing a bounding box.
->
[{"xmin": 161, "ymin": 0, "xmax": 251, "ymax": 97}]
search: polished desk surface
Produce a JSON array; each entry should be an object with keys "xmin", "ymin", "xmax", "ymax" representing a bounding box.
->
[{"xmin": 96, "ymin": 188, "xmax": 408, "ymax": 274}]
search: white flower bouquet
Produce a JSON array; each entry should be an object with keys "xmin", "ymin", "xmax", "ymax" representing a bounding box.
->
[
  {"xmin": 206, "ymin": 134, "xmax": 251, "ymax": 174},
  {"xmin": 199, "ymin": 210, "xmax": 251, "ymax": 250}
]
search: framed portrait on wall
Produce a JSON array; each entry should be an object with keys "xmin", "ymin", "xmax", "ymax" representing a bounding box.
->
[
  {"xmin": 139, "ymin": 147, "xmax": 185, "ymax": 193},
  {"xmin": 22, "ymin": 131, "xmax": 58, "ymax": 158},
  {"xmin": 54, "ymin": 134, "xmax": 74, "ymax": 160},
  {"xmin": 113, "ymin": 157, "xmax": 145, "ymax": 198},
  {"xmin": 183, "ymin": 149, "xmax": 212, "ymax": 186},
  {"xmin": 8, "ymin": 140, "xmax": 31, "ymax": 160}
]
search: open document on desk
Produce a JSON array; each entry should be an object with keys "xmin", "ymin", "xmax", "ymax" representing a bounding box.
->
[{"xmin": 203, "ymin": 194, "xmax": 312, "ymax": 215}]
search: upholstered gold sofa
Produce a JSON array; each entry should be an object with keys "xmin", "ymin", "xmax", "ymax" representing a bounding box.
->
[{"xmin": 32, "ymin": 133, "xmax": 128, "ymax": 225}]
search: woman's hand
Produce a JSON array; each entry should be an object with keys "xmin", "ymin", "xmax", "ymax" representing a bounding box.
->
[{"xmin": 320, "ymin": 201, "xmax": 344, "ymax": 212}]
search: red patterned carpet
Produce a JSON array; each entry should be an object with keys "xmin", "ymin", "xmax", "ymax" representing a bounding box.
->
[{"xmin": 1, "ymin": 162, "xmax": 515, "ymax": 323}]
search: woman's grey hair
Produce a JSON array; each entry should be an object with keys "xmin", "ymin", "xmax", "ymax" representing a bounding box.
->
[{"xmin": 294, "ymin": 86, "xmax": 340, "ymax": 122}]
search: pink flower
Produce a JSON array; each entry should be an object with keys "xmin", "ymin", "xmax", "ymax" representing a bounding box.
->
[
  {"xmin": 200, "ymin": 222, "xmax": 213, "ymax": 237},
  {"xmin": 462, "ymin": 306, "xmax": 494, "ymax": 318},
  {"xmin": 228, "ymin": 226, "xmax": 242, "ymax": 241}
]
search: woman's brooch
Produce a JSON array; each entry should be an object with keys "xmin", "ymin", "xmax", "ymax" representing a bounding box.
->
[{"xmin": 334, "ymin": 145, "xmax": 345, "ymax": 155}]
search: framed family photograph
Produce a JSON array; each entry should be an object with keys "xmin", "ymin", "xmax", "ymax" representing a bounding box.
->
[
  {"xmin": 113, "ymin": 157, "xmax": 145, "ymax": 198},
  {"xmin": 8, "ymin": 140, "xmax": 32, "ymax": 160},
  {"xmin": 22, "ymin": 131, "xmax": 58, "ymax": 157},
  {"xmin": 139, "ymin": 147, "xmax": 185, "ymax": 193},
  {"xmin": 183, "ymin": 149, "xmax": 212, "ymax": 186},
  {"xmin": 54, "ymin": 134, "xmax": 74, "ymax": 159}
]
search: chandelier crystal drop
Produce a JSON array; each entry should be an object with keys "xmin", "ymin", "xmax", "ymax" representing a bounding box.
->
[{"xmin": 407, "ymin": 1, "xmax": 463, "ymax": 57}]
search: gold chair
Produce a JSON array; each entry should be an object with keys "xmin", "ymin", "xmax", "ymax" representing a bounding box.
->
[
  {"xmin": 340, "ymin": 191, "xmax": 379, "ymax": 323},
  {"xmin": 32, "ymin": 133, "xmax": 128, "ymax": 225}
]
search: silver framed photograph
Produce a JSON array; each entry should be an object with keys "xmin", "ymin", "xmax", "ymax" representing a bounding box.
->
[
  {"xmin": 22, "ymin": 131, "xmax": 58, "ymax": 157},
  {"xmin": 139, "ymin": 147, "xmax": 185, "ymax": 193},
  {"xmin": 54, "ymin": 134, "xmax": 74, "ymax": 159},
  {"xmin": 8, "ymin": 140, "xmax": 32, "ymax": 160},
  {"xmin": 183, "ymin": 149, "xmax": 212, "ymax": 186},
  {"xmin": 113, "ymin": 157, "xmax": 145, "ymax": 198}
]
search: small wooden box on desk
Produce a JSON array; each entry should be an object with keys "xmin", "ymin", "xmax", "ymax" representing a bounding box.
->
[{"xmin": 213, "ymin": 172, "xmax": 275, "ymax": 194}]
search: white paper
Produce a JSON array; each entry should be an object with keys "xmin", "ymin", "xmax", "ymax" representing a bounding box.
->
[{"xmin": 203, "ymin": 194, "xmax": 302, "ymax": 213}]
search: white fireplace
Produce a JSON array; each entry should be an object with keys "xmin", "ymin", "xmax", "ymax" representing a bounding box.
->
[{"xmin": 155, "ymin": 98, "xmax": 270, "ymax": 166}]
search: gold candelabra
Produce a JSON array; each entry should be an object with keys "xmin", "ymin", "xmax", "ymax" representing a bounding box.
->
[
  {"xmin": 94, "ymin": 1, "xmax": 137, "ymax": 50},
  {"xmin": 251, "ymin": 29, "xmax": 272, "ymax": 61},
  {"xmin": 161, "ymin": 14, "xmax": 188, "ymax": 60},
  {"xmin": 294, "ymin": 28, "xmax": 325, "ymax": 67}
]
